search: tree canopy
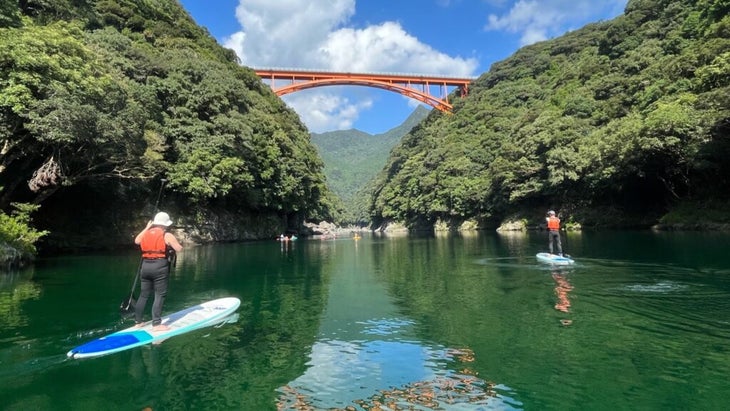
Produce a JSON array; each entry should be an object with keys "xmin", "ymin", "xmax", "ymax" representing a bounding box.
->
[
  {"xmin": 368, "ymin": 0, "xmax": 730, "ymax": 229},
  {"xmin": 0, "ymin": 0, "xmax": 335, "ymax": 250}
]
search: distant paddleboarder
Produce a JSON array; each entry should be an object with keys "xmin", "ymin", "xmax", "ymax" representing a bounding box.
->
[{"xmin": 546, "ymin": 210, "xmax": 563, "ymax": 256}]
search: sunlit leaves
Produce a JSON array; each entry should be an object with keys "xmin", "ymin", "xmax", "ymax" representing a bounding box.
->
[
  {"xmin": 0, "ymin": 21, "xmax": 92, "ymax": 115},
  {"xmin": 0, "ymin": 20, "xmax": 151, "ymax": 200},
  {"xmin": 0, "ymin": 203, "xmax": 48, "ymax": 256},
  {"xmin": 167, "ymin": 148, "xmax": 249, "ymax": 200},
  {"xmin": 695, "ymin": 51, "xmax": 730, "ymax": 90}
]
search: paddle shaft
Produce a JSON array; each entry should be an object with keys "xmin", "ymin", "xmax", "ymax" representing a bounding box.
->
[
  {"xmin": 153, "ymin": 178, "xmax": 167, "ymax": 211},
  {"xmin": 125, "ymin": 260, "xmax": 141, "ymax": 302}
]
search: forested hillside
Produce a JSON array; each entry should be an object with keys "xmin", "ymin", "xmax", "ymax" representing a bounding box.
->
[
  {"xmin": 0, "ymin": 0, "xmax": 335, "ymax": 252},
  {"xmin": 311, "ymin": 105, "xmax": 429, "ymax": 224},
  {"xmin": 369, "ymin": 0, "xmax": 730, "ymax": 230}
]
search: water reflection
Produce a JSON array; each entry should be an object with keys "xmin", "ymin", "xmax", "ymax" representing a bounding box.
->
[
  {"xmin": 496, "ymin": 230, "xmax": 528, "ymax": 256},
  {"xmin": 552, "ymin": 271, "xmax": 573, "ymax": 313},
  {"xmin": 277, "ymin": 343, "xmax": 520, "ymax": 410},
  {"xmin": 0, "ymin": 269, "xmax": 41, "ymax": 329},
  {"xmin": 275, "ymin": 241, "xmax": 520, "ymax": 410},
  {"xmin": 280, "ymin": 237, "xmax": 294, "ymax": 254},
  {"xmin": 552, "ymin": 270, "xmax": 573, "ymax": 326},
  {"xmin": 4, "ymin": 232, "xmax": 730, "ymax": 410}
]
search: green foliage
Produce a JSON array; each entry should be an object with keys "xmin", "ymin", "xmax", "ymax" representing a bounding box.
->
[
  {"xmin": 0, "ymin": 19, "xmax": 151, "ymax": 204},
  {"xmin": 0, "ymin": 1, "xmax": 20, "ymax": 28},
  {"xmin": 167, "ymin": 148, "xmax": 249, "ymax": 200},
  {"xmin": 0, "ymin": 0, "xmax": 335, "ymax": 247},
  {"xmin": 369, "ymin": 0, "xmax": 730, "ymax": 228},
  {"xmin": 311, "ymin": 106, "xmax": 429, "ymax": 224},
  {"xmin": 695, "ymin": 51, "xmax": 730, "ymax": 90},
  {"xmin": 0, "ymin": 203, "xmax": 48, "ymax": 256},
  {"xmin": 659, "ymin": 199, "xmax": 730, "ymax": 224}
]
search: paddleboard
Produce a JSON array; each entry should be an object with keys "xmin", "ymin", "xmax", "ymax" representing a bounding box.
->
[
  {"xmin": 67, "ymin": 297, "xmax": 240, "ymax": 359},
  {"xmin": 536, "ymin": 252, "xmax": 574, "ymax": 266}
]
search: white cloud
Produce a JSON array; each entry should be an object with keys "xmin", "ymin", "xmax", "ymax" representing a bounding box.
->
[
  {"xmin": 283, "ymin": 89, "xmax": 373, "ymax": 133},
  {"xmin": 223, "ymin": 0, "xmax": 477, "ymax": 132},
  {"xmin": 220, "ymin": 0, "xmax": 627, "ymax": 131},
  {"xmin": 320, "ymin": 22, "xmax": 477, "ymax": 76},
  {"xmin": 225, "ymin": 0, "xmax": 355, "ymax": 68},
  {"xmin": 485, "ymin": 0, "xmax": 627, "ymax": 46}
]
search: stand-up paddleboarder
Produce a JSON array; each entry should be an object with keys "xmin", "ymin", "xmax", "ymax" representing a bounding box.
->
[{"xmin": 133, "ymin": 211, "xmax": 183, "ymax": 331}]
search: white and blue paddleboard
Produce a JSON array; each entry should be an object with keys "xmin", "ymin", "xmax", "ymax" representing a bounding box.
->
[
  {"xmin": 536, "ymin": 252, "xmax": 575, "ymax": 266},
  {"xmin": 68, "ymin": 297, "xmax": 241, "ymax": 359}
]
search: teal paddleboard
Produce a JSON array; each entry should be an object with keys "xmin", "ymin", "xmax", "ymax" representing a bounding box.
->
[
  {"xmin": 68, "ymin": 297, "xmax": 240, "ymax": 359},
  {"xmin": 536, "ymin": 252, "xmax": 574, "ymax": 266}
]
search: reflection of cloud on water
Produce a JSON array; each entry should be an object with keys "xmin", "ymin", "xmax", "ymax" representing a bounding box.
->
[
  {"xmin": 277, "ymin": 340, "xmax": 521, "ymax": 410},
  {"xmin": 285, "ymin": 339, "xmax": 436, "ymax": 407}
]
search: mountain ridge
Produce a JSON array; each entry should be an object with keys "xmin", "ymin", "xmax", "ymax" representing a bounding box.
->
[{"xmin": 311, "ymin": 105, "xmax": 430, "ymax": 222}]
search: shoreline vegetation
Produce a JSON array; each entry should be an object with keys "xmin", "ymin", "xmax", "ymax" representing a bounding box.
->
[
  {"xmin": 2, "ymin": 1, "xmax": 729, "ymax": 269},
  {"xmin": 0, "ymin": 204, "xmax": 48, "ymax": 270},
  {"xmin": 5, "ymin": 200, "xmax": 729, "ymax": 270}
]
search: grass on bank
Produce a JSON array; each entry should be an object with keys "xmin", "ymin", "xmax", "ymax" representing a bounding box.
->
[{"xmin": 659, "ymin": 199, "xmax": 730, "ymax": 227}]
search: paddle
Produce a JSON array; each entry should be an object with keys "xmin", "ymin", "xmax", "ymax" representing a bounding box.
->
[
  {"xmin": 119, "ymin": 263, "xmax": 140, "ymax": 317},
  {"xmin": 119, "ymin": 178, "xmax": 167, "ymax": 317}
]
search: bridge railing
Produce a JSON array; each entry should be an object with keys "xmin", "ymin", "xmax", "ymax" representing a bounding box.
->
[{"xmin": 253, "ymin": 68, "xmax": 477, "ymax": 112}]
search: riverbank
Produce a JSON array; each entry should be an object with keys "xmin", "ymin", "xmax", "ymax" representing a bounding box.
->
[
  {"xmin": 6, "ymin": 198, "xmax": 730, "ymax": 269},
  {"xmin": 370, "ymin": 199, "xmax": 730, "ymax": 234}
]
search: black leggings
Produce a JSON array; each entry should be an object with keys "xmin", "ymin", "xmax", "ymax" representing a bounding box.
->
[
  {"xmin": 134, "ymin": 258, "xmax": 170, "ymax": 325},
  {"xmin": 549, "ymin": 230, "xmax": 563, "ymax": 255}
]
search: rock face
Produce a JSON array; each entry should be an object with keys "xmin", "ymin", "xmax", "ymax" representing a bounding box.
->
[
  {"xmin": 1, "ymin": 244, "xmax": 28, "ymax": 270},
  {"xmin": 177, "ymin": 210, "xmax": 285, "ymax": 244},
  {"xmin": 303, "ymin": 221, "xmax": 339, "ymax": 236},
  {"xmin": 36, "ymin": 206, "xmax": 294, "ymax": 254},
  {"xmin": 497, "ymin": 220, "xmax": 528, "ymax": 232}
]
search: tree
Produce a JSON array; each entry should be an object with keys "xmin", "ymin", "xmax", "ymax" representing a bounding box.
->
[{"xmin": 0, "ymin": 21, "xmax": 150, "ymax": 206}]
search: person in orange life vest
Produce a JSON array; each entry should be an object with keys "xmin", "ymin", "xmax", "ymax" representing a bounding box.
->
[
  {"xmin": 133, "ymin": 211, "xmax": 183, "ymax": 331},
  {"xmin": 546, "ymin": 210, "xmax": 563, "ymax": 256}
]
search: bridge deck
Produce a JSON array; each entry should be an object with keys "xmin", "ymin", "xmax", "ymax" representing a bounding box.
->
[{"xmin": 254, "ymin": 68, "xmax": 476, "ymax": 112}]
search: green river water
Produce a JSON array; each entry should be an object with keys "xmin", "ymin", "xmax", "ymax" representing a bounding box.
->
[{"xmin": 1, "ymin": 230, "xmax": 729, "ymax": 410}]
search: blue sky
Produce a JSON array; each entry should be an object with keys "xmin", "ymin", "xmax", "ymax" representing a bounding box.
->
[{"xmin": 178, "ymin": 0, "xmax": 627, "ymax": 134}]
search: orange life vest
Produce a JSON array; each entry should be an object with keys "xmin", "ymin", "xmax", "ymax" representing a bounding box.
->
[
  {"xmin": 140, "ymin": 226, "xmax": 167, "ymax": 259},
  {"xmin": 547, "ymin": 216, "xmax": 560, "ymax": 230}
]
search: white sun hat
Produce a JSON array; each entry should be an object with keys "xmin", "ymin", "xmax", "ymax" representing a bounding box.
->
[{"xmin": 152, "ymin": 211, "xmax": 173, "ymax": 226}]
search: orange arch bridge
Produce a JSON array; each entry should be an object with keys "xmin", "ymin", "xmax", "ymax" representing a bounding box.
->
[{"xmin": 254, "ymin": 68, "xmax": 475, "ymax": 112}]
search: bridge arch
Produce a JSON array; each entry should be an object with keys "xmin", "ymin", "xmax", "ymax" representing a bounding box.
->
[{"xmin": 254, "ymin": 69, "xmax": 475, "ymax": 113}]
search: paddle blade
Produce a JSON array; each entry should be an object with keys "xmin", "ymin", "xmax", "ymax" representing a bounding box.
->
[{"xmin": 119, "ymin": 296, "xmax": 136, "ymax": 317}]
